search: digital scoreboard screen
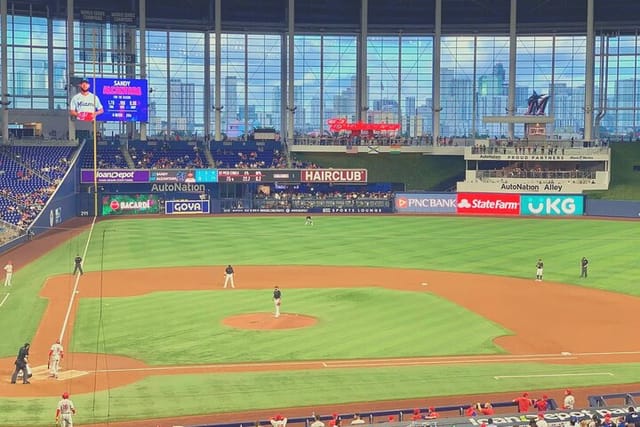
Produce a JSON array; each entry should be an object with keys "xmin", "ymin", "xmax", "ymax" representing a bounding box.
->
[
  {"xmin": 217, "ymin": 169, "xmax": 301, "ymax": 183},
  {"xmin": 93, "ymin": 78, "xmax": 148, "ymax": 122}
]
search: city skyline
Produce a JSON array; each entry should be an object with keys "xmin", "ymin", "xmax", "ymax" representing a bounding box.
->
[{"xmin": 4, "ymin": 14, "xmax": 640, "ymax": 139}]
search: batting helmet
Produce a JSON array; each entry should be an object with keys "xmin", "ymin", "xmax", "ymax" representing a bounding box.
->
[{"xmin": 62, "ymin": 392, "xmax": 69, "ymax": 399}]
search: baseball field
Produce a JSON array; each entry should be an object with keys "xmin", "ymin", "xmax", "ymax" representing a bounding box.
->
[{"xmin": 1, "ymin": 215, "xmax": 640, "ymax": 426}]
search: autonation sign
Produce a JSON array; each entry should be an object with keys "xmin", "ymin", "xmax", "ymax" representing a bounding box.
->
[
  {"xmin": 520, "ymin": 195, "xmax": 584, "ymax": 216},
  {"xmin": 395, "ymin": 193, "xmax": 457, "ymax": 213}
]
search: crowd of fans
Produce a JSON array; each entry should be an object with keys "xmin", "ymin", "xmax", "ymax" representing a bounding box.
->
[
  {"xmin": 477, "ymin": 166, "xmax": 599, "ymax": 180},
  {"xmin": 252, "ymin": 189, "xmax": 394, "ymax": 210},
  {"xmin": 0, "ymin": 186, "xmax": 54, "ymax": 229},
  {"xmin": 130, "ymin": 142, "xmax": 205, "ymax": 169}
]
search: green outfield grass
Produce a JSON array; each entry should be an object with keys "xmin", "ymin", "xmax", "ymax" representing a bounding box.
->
[{"xmin": 2, "ymin": 216, "xmax": 640, "ymax": 426}]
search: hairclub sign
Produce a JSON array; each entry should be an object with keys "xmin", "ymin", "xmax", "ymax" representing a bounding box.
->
[{"xmin": 456, "ymin": 193, "xmax": 520, "ymax": 215}]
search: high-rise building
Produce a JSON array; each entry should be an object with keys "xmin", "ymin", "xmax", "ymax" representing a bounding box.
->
[{"xmin": 169, "ymin": 78, "xmax": 196, "ymax": 132}]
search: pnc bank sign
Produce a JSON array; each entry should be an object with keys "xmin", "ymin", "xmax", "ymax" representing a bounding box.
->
[{"xmin": 395, "ymin": 193, "xmax": 457, "ymax": 213}]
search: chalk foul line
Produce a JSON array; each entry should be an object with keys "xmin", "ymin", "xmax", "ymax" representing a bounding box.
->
[{"xmin": 494, "ymin": 372, "xmax": 614, "ymax": 379}]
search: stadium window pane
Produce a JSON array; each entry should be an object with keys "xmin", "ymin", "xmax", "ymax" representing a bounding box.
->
[
  {"xmin": 221, "ymin": 34, "xmax": 247, "ymax": 140},
  {"xmin": 167, "ymin": 31, "xmax": 205, "ymax": 137},
  {"xmin": 323, "ymin": 35, "xmax": 358, "ymax": 127},
  {"xmin": 294, "ymin": 35, "xmax": 322, "ymax": 135},
  {"xmin": 246, "ymin": 34, "xmax": 281, "ymax": 134},
  {"xmin": 400, "ymin": 36, "xmax": 433, "ymax": 138},
  {"xmin": 368, "ymin": 36, "xmax": 400, "ymax": 126},
  {"xmin": 147, "ymin": 31, "xmax": 169, "ymax": 137}
]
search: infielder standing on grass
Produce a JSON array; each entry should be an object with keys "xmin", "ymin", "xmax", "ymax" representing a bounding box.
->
[
  {"xmin": 3, "ymin": 260, "xmax": 13, "ymax": 286},
  {"xmin": 224, "ymin": 265, "xmax": 235, "ymax": 288},
  {"xmin": 55, "ymin": 392, "xmax": 76, "ymax": 427},
  {"xmin": 273, "ymin": 285, "xmax": 282, "ymax": 318},
  {"xmin": 48, "ymin": 339, "xmax": 64, "ymax": 378}
]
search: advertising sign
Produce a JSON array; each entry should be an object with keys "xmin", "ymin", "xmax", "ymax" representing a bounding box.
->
[
  {"xmin": 93, "ymin": 78, "xmax": 148, "ymax": 122},
  {"xmin": 394, "ymin": 193, "xmax": 457, "ymax": 213},
  {"xmin": 81, "ymin": 169, "xmax": 150, "ymax": 183},
  {"xmin": 300, "ymin": 169, "xmax": 368, "ymax": 183},
  {"xmin": 165, "ymin": 200, "xmax": 210, "ymax": 215},
  {"xmin": 456, "ymin": 193, "xmax": 520, "ymax": 216},
  {"xmin": 520, "ymin": 195, "xmax": 584, "ymax": 216},
  {"xmin": 149, "ymin": 170, "xmax": 197, "ymax": 183},
  {"xmin": 101, "ymin": 194, "xmax": 161, "ymax": 216}
]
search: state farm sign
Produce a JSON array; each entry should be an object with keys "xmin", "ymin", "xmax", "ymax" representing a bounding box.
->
[{"xmin": 456, "ymin": 193, "xmax": 520, "ymax": 215}]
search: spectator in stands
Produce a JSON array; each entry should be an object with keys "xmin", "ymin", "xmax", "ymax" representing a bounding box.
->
[
  {"xmin": 625, "ymin": 407, "xmax": 640, "ymax": 426},
  {"xmin": 465, "ymin": 404, "xmax": 478, "ymax": 417},
  {"xmin": 426, "ymin": 407, "xmax": 439, "ymax": 419},
  {"xmin": 351, "ymin": 414, "xmax": 366, "ymax": 425},
  {"xmin": 487, "ymin": 418, "xmax": 498, "ymax": 427},
  {"xmin": 534, "ymin": 395, "xmax": 549, "ymax": 412},
  {"xmin": 513, "ymin": 392, "xmax": 532, "ymax": 412},
  {"xmin": 567, "ymin": 416, "xmax": 580, "ymax": 427},
  {"xmin": 310, "ymin": 415, "xmax": 325, "ymax": 427},
  {"xmin": 602, "ymin": 414, "xmax": 615, "ymax": 427},
  {"xmin": 537, "ymin": 414, "xmax": 549, "ymax": 427},
  {"xmin": 270, "ymin": 414, "xmax": 287, "ymax": 427},
  {"xmin": 589, "ymin": 414, "xmax": 602, "ymax": 427},
  {"xmin": 563, "ymin": 390, "xmax": 575, "ymax": 410},
  {"xmin": 480, "ymin": 403, "xmax": 494, "ymax": 416}
]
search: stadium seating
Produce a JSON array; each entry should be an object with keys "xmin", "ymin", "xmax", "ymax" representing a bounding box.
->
[
  {"xmin": 0, "ymin": 145, "xmax": 73, "ymax": 228},
  {"xmin": 128, "ymin": 140, "xmax": 206, "ymax": 169},
  {"xmin": 81, "ymin": 143, "xmax": 129, "ymax": 168}
]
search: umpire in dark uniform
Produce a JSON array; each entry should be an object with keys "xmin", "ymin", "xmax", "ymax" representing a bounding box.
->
[
  {"xmin": 10, "ymin": 343, "xmax": 30, "ymax": 384},
  {"xmin": 73, "ymin": 254, "xmax": 83, "ymax": 275}
]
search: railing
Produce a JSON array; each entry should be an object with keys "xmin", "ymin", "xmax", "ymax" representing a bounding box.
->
[{"xmin": 476, "ymin": 170, "xmax": 598, "ymax": 180}]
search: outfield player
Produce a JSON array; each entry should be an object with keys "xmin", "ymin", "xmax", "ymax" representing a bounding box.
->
[
  {"xmin": 305, "ymin": 215, "xmax": 314, "ymax": 226},
  {"xmin": 224, "ymin": 265, "xmax": 235, "ymax": 288},
  {"xmin": 3, "ymin": 260, "xmax": 12, "ymax": 286},
  {"xmin": 273, "ymin": 285, "xmax": 282, "ymax": 318},
  {"xmin": 580, "ymin": 257, "xmax": 588, "ymax": 278},
  {"xmin": 48, "ymin": 339, "xmax": 64, "ymax": 378},
  {"xmin": 535, "ymin": 258, "xmax": 544, "ymax": 282},
  {"xmin": 55, "ymin": 392, "xmax": 76, "ymax": 427}
]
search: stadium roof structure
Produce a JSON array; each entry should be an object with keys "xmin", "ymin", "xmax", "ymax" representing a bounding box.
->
[{"xmin": 8, "ymin": 0, "xmax": 640, "ymax": 33}]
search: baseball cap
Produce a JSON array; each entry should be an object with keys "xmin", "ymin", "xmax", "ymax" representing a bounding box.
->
[{"xmin": 80, "ymin": 78, "xmax": 90, "ymax": 84}]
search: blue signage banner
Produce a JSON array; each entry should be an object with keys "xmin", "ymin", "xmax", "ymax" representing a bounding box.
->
[
  {"xmin": 394, "ymin": 193, "xmax": 457, "ymax": 213},
  {"xmin": 520, "ymin": 195, "xmax": 584, "ymax": 216},
  {"xmin": 165, "ymin": 200, "xmax": 210, "ymax": 214}
]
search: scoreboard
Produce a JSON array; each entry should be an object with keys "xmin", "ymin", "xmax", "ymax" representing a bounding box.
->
[
  {"xmin": 217, "ymin": 169, "xmax": 301, "ymax": 183},
  {"xmin": 81, "ymin": 168, "xmax": 363, "ymax": 184}
]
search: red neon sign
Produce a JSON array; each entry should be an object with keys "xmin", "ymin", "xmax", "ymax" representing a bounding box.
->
[{"xmin": 327, "ymin": 118, "xmax": 401, "ymax": 133}]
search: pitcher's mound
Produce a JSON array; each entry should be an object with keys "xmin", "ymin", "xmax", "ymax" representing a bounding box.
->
[{"xmin": 223, "ymin": 313, "xmax": 317, "ymax": 330}]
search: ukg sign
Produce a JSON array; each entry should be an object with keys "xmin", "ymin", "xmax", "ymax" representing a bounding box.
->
[
  {"xmin": 520, "ymin": 195, "xmax": 584, "ymax": 216},
  {"xmin": 456, "ymin": 193, "xmax": 520, "ymax": 215}
]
